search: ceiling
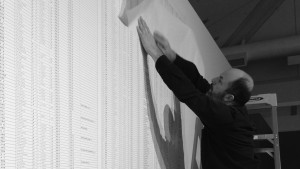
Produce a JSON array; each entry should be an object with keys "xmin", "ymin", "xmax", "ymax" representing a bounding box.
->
[
  {"xmin": 188, "ymin": 0, "xmax": 300, "ymax": 48},
  {"xmin": 188, "ymin": 0, "xmax": 300, "ymax": 108}
]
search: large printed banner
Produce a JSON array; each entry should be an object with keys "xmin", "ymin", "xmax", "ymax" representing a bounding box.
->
[
  {"xmin": 101, "ymin": 0, "xmax": 230, "ymax": 168},
  {"xmin": 119, "ymin": 0, "xmax": 205, "ymax": 169}
]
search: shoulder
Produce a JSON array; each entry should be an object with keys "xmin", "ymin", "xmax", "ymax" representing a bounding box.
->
[{"xmin": 229, "ymin": 105, "xmax": 256, "ymax": 131}]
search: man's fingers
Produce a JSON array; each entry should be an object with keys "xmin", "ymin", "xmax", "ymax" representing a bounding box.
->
[
  {"xmin": 139, "ymin": 17, "xmax": 151, "ymax": 34},
  {"xmin": 136, "ymin": 26, "xmax": 142, "ymax": 38},
  {"xmin": 153, "ymin": 31, "xmax": 165, "ymax": 41},
  {"xmin": 154, "ymin": 34, "xmax": 164, "ymax": 45},
  {"xmin": 154, "ymin": 32, "xmax": 168, "ymax": 48},
  {"xmin": 137, "ymin": 18, "xmax": 147, "ymax": 38},
  {"xmin": 136, "ymin": 26, "xmax": 140, "ymax": 34},
  {"xmin": 153, "ymin": 32, "xmax": 162, "ymax": 42},
  {"xmin": 140, "ymin": 17, "xmax": 146, "ymax": 29},
  {"xmin": 138, "ymin": 17, "xmax": 143, "ymax": 33},
  {"xmin": 156, "ymin": 41, "xmax": 166, "ymax": 51},
  {"xmin": 156, "ymin": 42, "xmax": 162, "ymax": 50},
  {"xmin": 144, "ymin": 20, "xmax": 151, "ymax": 34},
  {"xmin": 138, "ymin": 17, "xmax": 145, "ymax": 33}
]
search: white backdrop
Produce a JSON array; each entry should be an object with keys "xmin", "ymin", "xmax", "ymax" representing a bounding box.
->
[{"xmin": 1, "ymin": 0, "xmax": 98, "ymax": 168}]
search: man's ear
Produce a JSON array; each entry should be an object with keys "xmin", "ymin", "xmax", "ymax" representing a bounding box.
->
[{"xmin": 223, "ymin": 94, "xmax": 234, "ymax": 102}]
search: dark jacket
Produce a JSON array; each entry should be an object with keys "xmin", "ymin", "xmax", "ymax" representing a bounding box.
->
[{"xmin": 155, "ymin": 55, "xmax": 259, "ymax": 169}]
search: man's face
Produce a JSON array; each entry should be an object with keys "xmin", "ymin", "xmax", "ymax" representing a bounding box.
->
[
  {"xmin": 207, "ymin": 74, "xmax": 228, "ymax": 100},
  {"xmin": 207, "ymin": 69, "xmax": 242, "ymax": 101}
]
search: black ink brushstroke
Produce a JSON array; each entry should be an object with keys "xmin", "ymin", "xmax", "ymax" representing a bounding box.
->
[{"xmin": 142, "ymin": 43, "xmax": 185, "ymax": 169}]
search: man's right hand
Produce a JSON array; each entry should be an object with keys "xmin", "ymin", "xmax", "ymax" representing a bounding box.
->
[{"xmin": 153, "ymin": 31, "xmax": 177, "ymax": 62}]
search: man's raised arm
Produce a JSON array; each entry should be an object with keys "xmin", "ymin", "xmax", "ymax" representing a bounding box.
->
[{"xmin": 153, "ymin": 31, "xmax": 211, "ymax": 94}]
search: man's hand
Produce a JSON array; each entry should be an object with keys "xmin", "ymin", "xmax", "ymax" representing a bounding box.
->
[
  {"xmin": 137, "ymin": 17, "xmax": 163, "ymax": 62},
  {"xmin": 153, "ymin": 31, "xmax": 177, "ymax": 62}
]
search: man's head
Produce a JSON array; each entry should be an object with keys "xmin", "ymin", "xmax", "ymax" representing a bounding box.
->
[{"xmin": 207, "ymin": 68, "xmax": 254, "ymax": 106}]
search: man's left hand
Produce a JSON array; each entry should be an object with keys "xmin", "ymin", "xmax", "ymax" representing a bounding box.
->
[{"xmin": 137, "ymin": 17, "xmax": 163, "ymax": 62}]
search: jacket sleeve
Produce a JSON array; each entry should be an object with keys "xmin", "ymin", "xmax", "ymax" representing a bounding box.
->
[
  {"xmin": 155, "ymin": 55, "xmax": 234, "ymax": 126},
  {"xmin": 173, "ymin": 54, "xmax": 211, "ymax": 94}
]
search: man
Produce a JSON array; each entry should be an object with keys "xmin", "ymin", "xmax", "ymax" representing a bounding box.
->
[{"xmin": 137, "ymin": 17, "xmax": 259, "ymax": 169}]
